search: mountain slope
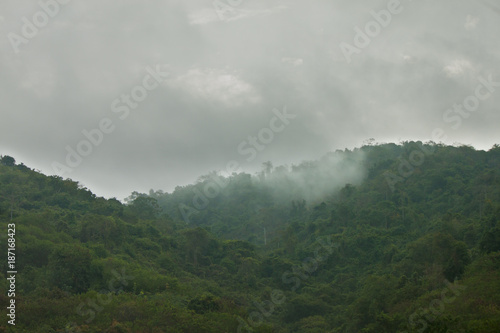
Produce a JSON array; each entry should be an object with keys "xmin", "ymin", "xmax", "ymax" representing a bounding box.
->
[{"xmin": 0, "ymin": 142, "xmax": 499, "ymax": 332}]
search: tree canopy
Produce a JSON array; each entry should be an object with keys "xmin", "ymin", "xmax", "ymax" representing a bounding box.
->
[{"xmin": 1, "ymin": 142, "xmax": 499, "ymax": 332}]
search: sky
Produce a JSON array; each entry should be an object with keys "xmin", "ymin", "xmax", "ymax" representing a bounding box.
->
[{"xmin": 1, "ymin": 0, "xmax": 499, "ymax": 200}]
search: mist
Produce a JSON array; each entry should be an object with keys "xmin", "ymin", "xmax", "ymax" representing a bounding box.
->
[
  {"xmin": 143, "ymin": 148, "xmax": 367, "ymax": 226},
  {"xmin": 255, "ymin": 149, "xmax": 367, "ymax": 205}
]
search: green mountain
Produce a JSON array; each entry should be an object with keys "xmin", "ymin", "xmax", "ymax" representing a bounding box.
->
[{"xmin": 1, "ymin": 142, "xmax": 499, "ymax": 332}]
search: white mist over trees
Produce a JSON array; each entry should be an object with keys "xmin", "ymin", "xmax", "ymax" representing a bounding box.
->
[
  {"xmin": 256, "ymin": 149, "xmax": 367, "ymax": 205},
  {"xmin": 142, "ymin": 148, "xmax": 368, "ymax": 214}
]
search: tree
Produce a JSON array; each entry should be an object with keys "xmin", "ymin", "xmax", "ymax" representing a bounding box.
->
[
  {"xmin": 48, "ymin": 244, "xmax": 93, "ymax": 293},
  {"xmin": 0, "ymin": 155, "xmax": 15, "ymax": 166},
  {"xmin": 480, "ymin": 227, "xmax": 500, "ymax": 253},
  {"xmin": 187, "ymin": 294, "xmax": 221, "ymax": 314},
  {"xmin": 129, "ymin": 196, "xmax": 161, "ymax": 219},
  {"xmin": 183, "ymin": 227, "xmax": 212, "ymax": 267}
]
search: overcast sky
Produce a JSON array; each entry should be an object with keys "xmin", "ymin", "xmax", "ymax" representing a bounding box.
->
[{"xmin": 1, "ymin": 0, "xmax": 499, "ymax": 200}]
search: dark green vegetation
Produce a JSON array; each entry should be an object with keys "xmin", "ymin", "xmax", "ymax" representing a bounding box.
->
[{"xmin": 1, "ymin": 142, "xmax": 499, "ymax": 332}]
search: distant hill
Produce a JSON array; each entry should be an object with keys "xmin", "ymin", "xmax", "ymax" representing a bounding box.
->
[{"xmin": 1, "ymin": 142, "xmax": 499, "ymax": 332}]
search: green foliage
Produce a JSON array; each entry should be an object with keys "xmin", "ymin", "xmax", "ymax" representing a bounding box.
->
[
  {"xmin": 48, "ymin": 244, "xmax": 93, "ymax": 293},
  {"xmin": 0, "ymin": 155, "xmax": 15, "ymax": 166},
  {"xmin": 283, "ymin": 295, "xmax": 331, "ymax": 323},
  {"xmin": 1, "ymin": 142, "xmax": 500, "ymax": 332},
  {"xmin": 188, "ymin": 294, "xmax": 221, "ymax": 314},
  {"xmin": 480, "ymin": 226, "xmax": 500, "ymax": 253}
]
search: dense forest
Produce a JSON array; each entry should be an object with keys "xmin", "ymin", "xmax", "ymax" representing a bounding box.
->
[{"xmin": 1, "ymin": 141, "xmax": 500, "ymax": 332}]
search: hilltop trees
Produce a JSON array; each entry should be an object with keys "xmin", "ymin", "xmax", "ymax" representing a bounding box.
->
[{"xmin": 0, "ymin": 155, "xmax": 15, "ymax": 166}]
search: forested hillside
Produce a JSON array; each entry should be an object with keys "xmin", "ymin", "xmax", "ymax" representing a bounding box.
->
[{"xmin": 1, "ymin": 142, "xmax": 500, "ymax": 332}]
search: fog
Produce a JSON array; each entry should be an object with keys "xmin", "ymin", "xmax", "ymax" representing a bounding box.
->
[{"xmin": 256, "ymin": 149, "xmax": 366, "ymax": 205}]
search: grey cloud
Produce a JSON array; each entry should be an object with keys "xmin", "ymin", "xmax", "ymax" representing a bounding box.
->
[{"xmin": 1, "ymin": 0, "xmax": 499, "ymax": 200}]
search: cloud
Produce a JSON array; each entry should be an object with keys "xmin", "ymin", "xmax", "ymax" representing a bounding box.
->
[
  {"xmin": 281, "ymin": 57, "xmax": 303, "ymax": 67},
  {"xmin": 189, "ymin": 4, "xmax": 287, "ymax": 25},
  {"xmin": 0, "ymin": 0, "xmax": 499, "ymax": 200},
  {"xmin": 480, "ymin": 1, "xmax": 500, "ymax": 16},
  {"xmin": 443, "ymin": 59, "xmax": 473, "ymax": 78},
  {"xmin": 19, "ymin": 67, "xmax": 57, "ymax": 99},
  {"xmin": 401, "ymin": 54, "xmax": 417, "ymax": 64},
  {"xmin": 222, "ymin": 6, "xmax": 288, "ymax": 22},
  {"xmin": 465, "ymin": 15, "xmax": 480, "ymax": 30},
  {"xmin": 188, "ymin": 8, "xmax": 219, "ymax": 25},
  {"xmin": 170, "ymin": 68, "xmax": 261, "ymax": 107}
]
